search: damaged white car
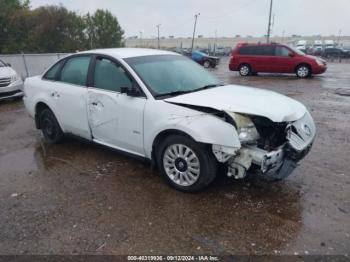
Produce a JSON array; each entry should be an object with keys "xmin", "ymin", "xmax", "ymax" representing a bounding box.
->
[{"xmin": 23, "ymin": 48, "xmax": 316, "ymax": 192}]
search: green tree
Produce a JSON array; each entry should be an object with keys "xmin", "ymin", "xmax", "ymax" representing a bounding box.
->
[
  {"xmin": 0, "ymin": 0, "xmax": 30, "ymax": 53},
  {"xmin": 25, "ymin": 5, "xmax": 87, "ymax": 53},
  {"xmin": 85, "ymin": 9, "xmax": 124, "ymax": 49}
]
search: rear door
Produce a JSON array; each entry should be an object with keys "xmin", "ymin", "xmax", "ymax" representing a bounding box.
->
[
  {"xmin": 49, "ymin": 55, "xmax": 92, "ymax": 139},
  {"xmin": 87, "ymin": 56, "xmax": 146, "ymax": 156}
]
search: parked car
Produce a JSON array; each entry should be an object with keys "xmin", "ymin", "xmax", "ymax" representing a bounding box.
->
[
  {"xmin": 24, "ymin": 48, "xmax": 316, "ymax": 192},
  {"xmin": 229, "ymin": 43, "xmax": 327, "ymax": 78},
  {"xmin": 0, "ymin": 59, "xmax": 23, "ymax": 101},
  {"xmin": 313, "ymin": 40, "xmax": 323, "ymax": 56},
  {"xmin": 322, "ymin": 48, "xmax": 350, "ymax": 58},
  {"xmin": 296, "ymin": 40, "xmax": 307, "ymax": 53},
  {"xmin": 191, "ymin": 51, "xmax": 219, "ymax": 68},
  {"xmin": 324, "ymin": 40, "xmax": 335, "ymax": 49}
]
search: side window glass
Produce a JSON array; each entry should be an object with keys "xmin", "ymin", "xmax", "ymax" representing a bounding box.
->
[
  {"xmin": 275, "ymin": 46, "xmax": 290, "ymax": 56},
  {"xmin": 93, "ymin": 58, "xmax": 132, "ymax": 92},
  {"xmin": 43, "ymin": 61, "xmax": 63, "ymax": 80},
  {"xmin": 261, "ymin": 46, "xmax": 274, "ymax": 56},
  {"xmin": 59, "ymin": 56, "xmax": 91, "ymax": 86}
]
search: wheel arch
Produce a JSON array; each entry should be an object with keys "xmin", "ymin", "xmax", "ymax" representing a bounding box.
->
[
  {"xmin": 238, "ymin": 63, "xmax": 253, "ymax": 74},
  {"xmin": 151, "ymin": 129, "xmax": 196, "ymax": 168},
  {"xmin": 295, "ymin": 63, "xmax": 312, "ymax": 74},
  {"xmin": 34, "ymin": 101, "xmax": 60, "ymax": 130}
]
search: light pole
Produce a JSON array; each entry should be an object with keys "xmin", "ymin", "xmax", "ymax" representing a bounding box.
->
[
  {"xmin": 266, "ymin": 0, "xmax": 273, "ymax": 43},
  {"xmin": 156, "ymin": 24, "xmax": 161, "ymax": 49},
  {"xmin": 191, "ymin": 13, "xmax": 200, "ymax": 52}
]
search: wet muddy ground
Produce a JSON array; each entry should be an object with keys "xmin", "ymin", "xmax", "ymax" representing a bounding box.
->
[{"xmin": 0, "ymin": 58, "xmax": 349, "ymax": 255}]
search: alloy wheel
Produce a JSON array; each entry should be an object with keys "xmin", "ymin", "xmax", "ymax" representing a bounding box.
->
[{"xmin": 163, "ymin": 144, "xmax": 200, "ymax": 186}]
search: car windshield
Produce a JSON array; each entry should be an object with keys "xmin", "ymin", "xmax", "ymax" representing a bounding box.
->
[
  {"xmin": 290, "ymin": 46, "xmax": 305, "ymax": 55},
  {"xmin": 0, "ymin": 60, "xmax": 6, "ymax": 67},
  {"xmin": 125, "ymin": 55, "xmax": 222, "ymax": 98}
]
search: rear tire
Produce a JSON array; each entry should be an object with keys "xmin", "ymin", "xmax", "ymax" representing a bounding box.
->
[
  {"xmin": 296, "ymin": 64, "xmax": 311, "ymax": 78},
  {"xmin": 39, "ymin": 109, "xmax": 64, "ymax": 144},
  {"xmin": 156, "ymin": 135, "xmax": 217, "ymax": 192},
  {"xmin": 238, "ymin": 64, "xmax": 251, "ymax": 76}
]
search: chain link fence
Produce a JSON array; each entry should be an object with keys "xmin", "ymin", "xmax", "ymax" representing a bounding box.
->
[{"xmin": 0, "ymin": 53, "xmax": 71, "ymax": 79}]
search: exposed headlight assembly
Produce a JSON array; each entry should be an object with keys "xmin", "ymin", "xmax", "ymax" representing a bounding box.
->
[
  {"xmin": 226, "ymin": 112, "xmax": 259, "ymax": 144},
  {"xmin": 11, "ymin": 74, "xmax": 19, "ymax": 82},
  {"xmin": 315, "ymin": 59, "xmax": 324, "ymax": 66}
]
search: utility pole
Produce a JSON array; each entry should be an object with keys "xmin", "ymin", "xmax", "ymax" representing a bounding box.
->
[
  {"xmin": 214, "ymin": 29, "xmax": 218, "ymax": 55},
  {"xmin": 139, "ymin": 31, "xmax": 143, "ymax": 47},
  {"xmin": 266, "ymin": 0, "xmax": 273, "ymax": 43},
  {"xmin": 156, "ymin": 24, "xmax": 161, "ymax": 49},
  {"xmin": 191, "ymin": 13, "xmax": 200, "ymax": 52},
  {"xmin": 337, "ymin": 29, "xmax": 342, "ymax": 46}
]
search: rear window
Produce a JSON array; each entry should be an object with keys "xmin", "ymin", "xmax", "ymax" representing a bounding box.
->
[
  {"xmin": 43, "ymin": 61, "xmax": 63, "ymax": 80},
  {"xmin": 239, "ymin": 46, "xmax": 255, "ymax": 55}
]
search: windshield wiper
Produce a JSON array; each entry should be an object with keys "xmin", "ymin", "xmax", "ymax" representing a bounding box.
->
[
  {"xmin": 154, "ymin": 90, "xmax": 193, "ymax": 99},
  {"xmin": 155, "ymin": 84, "xmax": 224, "ymax": 99},
  {"xmin": 193, "ymin": 83, "xmax": 224, "ymax": 92}
]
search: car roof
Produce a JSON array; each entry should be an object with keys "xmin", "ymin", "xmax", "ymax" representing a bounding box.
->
[{"xmin": 79, "ymin": 48, "xmax": 180, "ymax": 59}]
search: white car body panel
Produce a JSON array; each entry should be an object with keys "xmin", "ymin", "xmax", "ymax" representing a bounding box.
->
[
  {"xmin": 47, "ymin": 81, "xmax": 91, "ymax": 139},
  {"xmin": 23, "ymin": 48, "xmax": 316, "ymax": 183},
  {"xmin": 165, "ymin": 85, "xmax": 306, "ymax": 122},
  {"xmin": 87, "ymin": 88, "xmax": 146, "ymax": 156},
  {"xmin": 143, "ymin": 100, "xmax": 241, "ymax": 158}
]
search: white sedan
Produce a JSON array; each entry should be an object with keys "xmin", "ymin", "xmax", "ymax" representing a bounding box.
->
[
  {"xmin": 23, "ymin": 48, "xmax": 316, "ymax": 192},
  {"xmin": 0, "ymin": 59, "xmax": 23, "ymax": 100}
]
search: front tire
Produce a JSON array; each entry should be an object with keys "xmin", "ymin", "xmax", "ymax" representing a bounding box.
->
[
  {"xmin": 156, "ymin": 135, "xmax": 217, "ymax": 192},
  {"xmin": 239, "ymin": 64, "xmax": 251, "ymax": 76},
  {"xmin": 203, "ymin": 60, "xmax": 211, "ymax": 68},
  {"xmin": 296, "ymin": 64, "xmax": 311, "ymax": 78},
  {"xmin": 39, "ymin": 109, "xmax": 64, "ymax": 144}
]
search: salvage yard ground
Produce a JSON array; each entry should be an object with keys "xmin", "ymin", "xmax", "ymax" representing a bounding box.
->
[{"xmin": 0, "ymin": 58, "xmax": 349, "ymax": 255}]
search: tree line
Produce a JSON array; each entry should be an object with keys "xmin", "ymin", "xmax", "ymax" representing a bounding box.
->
[{"xmin": 0, "ymin": 0, "xmax": 125, "ymax": 54}]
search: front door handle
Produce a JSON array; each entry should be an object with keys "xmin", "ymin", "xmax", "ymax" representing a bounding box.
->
[{"xmin": 91, "ymin": 102, "xmax": 98, "ymax": 106}]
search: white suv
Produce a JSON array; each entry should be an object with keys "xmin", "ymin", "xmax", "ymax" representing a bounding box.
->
[
  {"xmin": 0, "ymin": 59, "xmax": 23, "ymax": 100},
  {"xmin": 24, "ymin": 48, "xmax": 316, "ymax": 192}
]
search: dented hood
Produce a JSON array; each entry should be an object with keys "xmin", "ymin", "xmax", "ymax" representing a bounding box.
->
[{"xmin": 164, "ymin": 85, "xmax": 306, "ymax": 122}]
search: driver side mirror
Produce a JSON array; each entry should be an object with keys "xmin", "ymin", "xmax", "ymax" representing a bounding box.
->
[
  {"xmin": 288, "ymin": 52, "xmax": 295, "ymax": 58},
  {"xmin": 6, "ymin": 63, "xmax": 11, "ymax": 67},
  {"xmin": 120, "ymin": 84, "xmax": 142, "ymax": 97}
]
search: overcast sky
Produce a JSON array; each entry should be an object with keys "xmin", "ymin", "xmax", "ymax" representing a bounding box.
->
[{"xmin": 29, "ymin": 0, "xmax": 349, "ymax": 38}]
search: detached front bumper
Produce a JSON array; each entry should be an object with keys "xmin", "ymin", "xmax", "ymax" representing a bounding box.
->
[
  {"xmin": 226, "ymin": 111, "xmax": 316, "ymax": 180},
  {"xmin": 227, "ymin": 143, "xmax": 312, "ymax": 180}
]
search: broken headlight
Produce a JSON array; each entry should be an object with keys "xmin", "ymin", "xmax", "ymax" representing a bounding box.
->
[{"xmin": 226, "ymin": 112, "xmax": 259, "ymax": 144}]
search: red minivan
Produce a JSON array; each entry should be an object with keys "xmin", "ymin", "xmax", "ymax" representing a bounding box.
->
[{"xmin": 229, "ymin": 43, "xmax": 327, "ymax": 78}]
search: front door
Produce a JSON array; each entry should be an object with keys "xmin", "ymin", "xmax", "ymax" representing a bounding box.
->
[
  {"xmin": 271, "ymin": 46, "xmax": 296, "ymax": 73},
  {"xmin": 87, "ymin": 56, "xmax": 146, "ymax": 156}
]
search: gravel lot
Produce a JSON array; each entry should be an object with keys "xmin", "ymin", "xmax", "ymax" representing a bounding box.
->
[{"xmin": 0, "ymin": 58, "xmax": 349, "ymax": 255}]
